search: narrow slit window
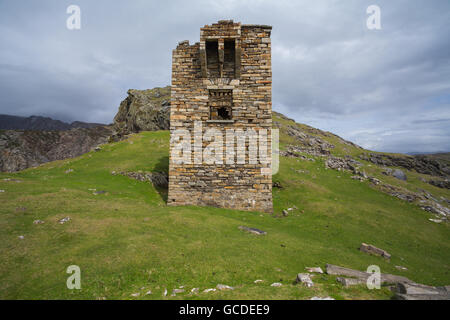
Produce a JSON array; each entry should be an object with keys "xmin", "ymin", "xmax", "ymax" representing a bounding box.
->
[
  {"xmin": 206, "ymin": 40, "xmax": 219, "ymax": 78},
  {"xmin": 223, "ymin": 39, "xmax": 235, "ymax": 78}
]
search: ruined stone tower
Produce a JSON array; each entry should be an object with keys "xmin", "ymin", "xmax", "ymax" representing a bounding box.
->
[{"xmin": 168, "ymin": 20, "xmax": 273, "ymax": 213}]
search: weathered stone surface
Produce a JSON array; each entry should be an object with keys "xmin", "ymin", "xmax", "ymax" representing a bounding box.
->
[
  {"xmin": 395, "ymin": 266, "xmax": 408, "ymax": 271},
  {"xmin": 238, "ymin": 226, "xmax": 267, "ymax": 235},
  {"xmin": 393, "ymin": 169, "xmax": 407, "ymax": 181},
  {"xmin": 359, "ymin": 243, "xmax": 391, "ymax": 260},
  {"xmin": 394, "ymin": 293, "xmax": 450, "ymax": 300},
  {"xmin": 270, "ymin": 282, "xmax": 282, "ymax": 287},
  {"xmin": 58, "ymin": 217, "xmax": 71, "ymax": 224},
  {"xmin": 428, "ymin": 179, "xmax": 450, "ymax": 189},
  {"xmin": 360, "ymin": 153, "xmax": 449, "ymax": 177},
  {"xmin": 112, "ymin": 87, "xmax": 170, "ymax": 139},
  {"xmin": 325, "ymin": 156, "xmax": 361, "ymax": 172},
  {"xmin": 0, "ymin": 126, "xmax": 112, "ymax": 172},
  {"xmin": 305, "ymin": 267, "xmax": 323, "ymax": 274},
  {"xmin": 336, "ymin": 277, "xmax": 365, "ymax": 287},
  {"xmin": 296, "ymin": 273, "xmax": 314, "ymax": 287},
  {"xmin": 190, "ymin": 288, "xmax": 199, "ymax": 294},
  {"xmin": 117, "ymin": 171, "xmax": 169, "ymax": 189},
  {"xmin": 395, "ymin": 283, "xmax": 445, "ymax": 295},
  {"xmin": 172, "ymin": 288, "xmax": 185, "ymax": 294},
  {"xmin": 216, "ymin": 284, "xmax": 234, "ymax": 291},
  {"xmin": 168, "ymin": 20, "xmax": 273, "ymax": 213},
  {"xmin": 325, "ymin": 264, "xmax": 413, "ymax": 285}
]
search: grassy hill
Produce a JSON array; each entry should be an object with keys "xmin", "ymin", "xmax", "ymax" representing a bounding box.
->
[{"xmin": 0, "ymin": 114, "xmax": 449, "ymax": 300}]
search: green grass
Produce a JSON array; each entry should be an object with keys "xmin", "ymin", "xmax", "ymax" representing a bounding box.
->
[{"xmin": 0, "ymin": 128, "xmax": 449, "ymax": 300}]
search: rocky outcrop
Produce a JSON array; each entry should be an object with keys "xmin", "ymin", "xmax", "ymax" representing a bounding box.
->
[
  {"xmin": 0, "ymin": 114, "xmax": 105, "ymax": 131},
  {"xmin": 112, "ymin": 170, "xmax": 168, "ymax": 189},
  {"xmin": 112, "ymin": 87, "xmax": 170, "ymax": 140},
  {"xmin": 0, "ymin": 126, "xmax": 112, "ymax": 172},
  {"xmin": 428, "ymin": 179, "xmax": 450, "ymax": 189},
  {"xmin": 360, "ymin": 153, "xmax": 449, "ymax": 177},
  {"xmin": 325, "ymin": 156, "xmax": 362, "ymax": 172},
  {"xmin": 283, "ymin": 124, "xmax": 334, "ymax": 156}
]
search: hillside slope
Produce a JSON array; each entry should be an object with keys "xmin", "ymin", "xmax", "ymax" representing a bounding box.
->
[{"xmin": 0, "ymin": 114, "xmax": 449, "ymax": 299}]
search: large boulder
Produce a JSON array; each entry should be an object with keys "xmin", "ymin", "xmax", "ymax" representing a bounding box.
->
[{"xmin": 112, "ymin": 87, "xmax": 170, "ymax": 139}]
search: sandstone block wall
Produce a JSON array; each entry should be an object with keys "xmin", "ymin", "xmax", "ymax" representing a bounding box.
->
[{"xmin": 168, "ymin": 20, "xmax": 273, "ymax": 213}]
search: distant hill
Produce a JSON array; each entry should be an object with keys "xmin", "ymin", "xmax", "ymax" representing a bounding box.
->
[{"xmin": 0, "ymin": 114, "xmax": 105, "ymax": 131}]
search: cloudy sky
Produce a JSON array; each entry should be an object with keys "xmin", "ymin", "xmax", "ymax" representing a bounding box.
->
[{"xmin": 0, "ymin": 0, "xmax": 449, "ymax": 153}]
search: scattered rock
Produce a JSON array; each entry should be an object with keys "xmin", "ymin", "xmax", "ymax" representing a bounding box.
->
[
  {"xmin": 216, "ymin": 284, "xmax": 234, "ymax": 291},
  {"xmin": 94, "ymin": 146, "xmax": 101, "ymax": 152},
  {"xmin": 131, "ymin": 293, "xmax": 140, "ymax": 297},
  {"xmin": 283, "ymin": 125, "xmax": 335, "ymax": 157},
  {"xmin": 310, "ymin": 296, "xmax": 335, "ymax": 300},
  {"xmin": 272, "ymin": 181, "xmax": 283, "ymax": 189},
  {"xmin": 336, "ymin": 277, "xmax": 364, "ymax": 287},
  {"xmin": 0, "ymin": 189, "xmax": 5, "ymax": 193},
  {"xmin": 172, "ymin": 288, "xmax": 184, "ymax": 294},
  {"xmin": 428, "ymin": 179, "xmax": 450, "ymax": 189},
  {"xmin": 203, "ymin": 288, "xmax": 216, "ymax": 293},
  {"xmin": 3, "ymin": 178, "xmax": 21, "ymax": 182},
  {"xmin": 163, "ymin": 288, "xmax": 167, "ymax": 297},
  {"xmin": 360, "ymin": 153, "xmax": 449, "ymax": 177},
  {"xmin": 190, "ymin": 288, "xmax": 199, "ymax": 294},
  {"xmin": 326, "ymin": 264, "xmax": 413, "ymax": 285},
  {"xmin": 65, "ymin": 169, "xmax": 74, "ymax": 174},
  {"xmin": 238, "ymin": 226, "xmax": 267, "ymax": 236},
  {"xmin": 282, "ymin": 209, "xmax": 289, "ymax": 217},
  {"xmin": 420, "ymin": 202, "xmax": 450, "ymax": 218},
  {"xmin": 93, "ymin": 190, "xmax": 107, "ymax": 195},
  {"xmin": 359, "ymin": 243, "xmax": 391, "ymax": 260},
  {"xmin": 18, "ymin": 235, "xmax": 24, "ymax": 240},
  {"xmin": 270, "ymin": 283, "xmax": 282, "ymax": 287},
  {"xmin": 377, "ymin": 183, "xmax": 418, "ymax": 202},
  {"xmin": 325, "ymin": 156, "xmax": 361, "ymax": 172},
  {"xmin": 58, "ymin": 217, "xmax": 71, "ymax": 224},
  {"xmin": 395, "ymin": 282, "xmax": 445, "ymax": 295},
  {"xmin": 254, "ymin": 280, "xmax": 264, "ymax": 284},
  {"xmin": 392, "ymin": 169, "xmax": 407, "ymax": 181},
  {"xmin": 395, "ymin": 266, "xmax": 408, "ymax": 271},
  {"xmin": 118, "ymin": 171, "xmax": 169, "ymax": 189},
  {"xmin": 296, "ymin": 273, "xmax": 314, "ymax": 287},
  {"xmin": 394, "ymin": 293, "xmax": 450, "ymax": 300},
  {"xmin": 33, "ymin": 220, "xmax": 45, "ymax": 225},
  {"xmin": 305, "ymin": 267, "xmax": 323, "ymax": 274},
  {"xmin": 145, "ymin": 290, "xmax": 152, "ymax": 295},
  {"xmin": 429, "ymin": 219, "xmax": 443, "ymax": 223}
]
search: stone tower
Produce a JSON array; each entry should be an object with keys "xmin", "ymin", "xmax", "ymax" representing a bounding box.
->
[{"xmin": 168, "ymin": 20, "xmax": 273, "ymax": 213}]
